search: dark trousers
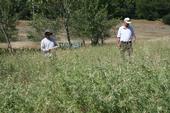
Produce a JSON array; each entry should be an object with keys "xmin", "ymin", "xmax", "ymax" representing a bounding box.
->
[{"xmin": 120, "ymin": 41, "xmax": 133, "ymax": 58}]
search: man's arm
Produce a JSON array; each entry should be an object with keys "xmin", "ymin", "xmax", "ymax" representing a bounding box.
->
[
  {"xmin": 133, "ymin": 33, "xmax": 136, "ymax": 43},
  {"xmin": 41, "ymin": 40, "xmax": 50, "ymax": 52},
  {"xmin": 50, "ymin": 46, "xmax": 59, "ymax": 50},
  {"xmin": 131, "ymin": 26, "xmax": 136, "ymax": 43},
  {"xmin": 50, "ymin": 35, "xmax": 57, "ymax": 46},
  {"xmin": 116, "ymin": 27, "xmax": 121, "ymax": 48},
  {"xmin": 117, "ymin": 37, "xmax": 121, "ymax": 48}
]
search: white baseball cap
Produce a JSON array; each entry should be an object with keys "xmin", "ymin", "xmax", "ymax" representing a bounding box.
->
[{"xmin": 124, "ymin": 17, "xmax": 131, "ymax": 24}]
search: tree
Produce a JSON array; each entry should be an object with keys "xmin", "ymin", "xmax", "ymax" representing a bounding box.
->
[
  {"xmin": 136, "ymin": 0, "xmax": 170, "ymax": 20},
  {"xmin": 29, "ymin": 0, "xmax": 77, "ymax": 46},
  {"xmin": 57, "ymin": 0, "xmax": 81, "ymax": 46},
  {"xmin": 0, "ymin": 0, "xmax": 18, "ymax": 52},
  {"xmin": 14, "ymin": 0, "xmax": 32, "ymax": 20},
  {"xmin": 28, "ymin": 14, "xmax": 60, "ymax": 41},
  {"xmin": 163, "ymin": 14, "xmax": 170, "ymax": 25},
  {"xmin": 71, "ymin": 0, "xmax": 118, "ymax": 45},
  {"xmin": 104, "ymin": 0, "xmax": 136, "ymax": 19}
]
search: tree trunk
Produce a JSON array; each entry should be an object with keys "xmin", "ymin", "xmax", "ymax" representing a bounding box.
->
[
  {"xmin": 91, "ymin": 32, "xmax": 100, "ymax": 46},
  {"xmin": 91, "ymin": 37, "xmax": 99, "ymax": 46},
  {"xmin": 60, "ymin": 1, "xmax": 72, "ymax": 47},
  {"xmin": 64, "ymin": 19, "xmax": 72, "ymax": 47},
  {"xmin": 82, "ymin": 38, "xmax": 86, "ymax": 47},
  {"xmin": 0, "ymin": 24, "xmax": 13, "ymax": 53},
  {"xmin": 32, "ymin": 1, "xmax": 35, "ymax": 17},
  {"xmin": 101, "ymin": 32, "xmax": 104, "ymax": 45},
  {"xmin": 101, "ymin": 36, "xmax": 104, "ymax": 45}
]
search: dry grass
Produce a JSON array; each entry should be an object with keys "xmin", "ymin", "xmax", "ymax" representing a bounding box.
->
[{"xmin": 0, "ymin": 19, "xmax": 170, "ymax": 48}]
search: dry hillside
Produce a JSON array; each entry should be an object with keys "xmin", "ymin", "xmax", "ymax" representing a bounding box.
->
[{"xmin": 0, "ymin": 20, "xmax": 170, "ymax": 48}]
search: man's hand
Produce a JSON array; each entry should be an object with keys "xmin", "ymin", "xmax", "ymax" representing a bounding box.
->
[
  {"xmin": 117, "ymin": 42, "xmax": 120, "ymax": 48},
  {"xmin": 133, "ymin": 39, "xmax": 136, "ymax": 44},
  {"xmin": 48, "ymin": 46, "xmax": 59, "ymax": 52},
  {"xmin": 133, "ymin": 35, "xmax": 136, "ymax": 43},
  {"xmin": 48, "ymin": 49, "xmax": 52, "ymax": 52},
  {"xmin": 116, "ymin": 37, "xmax": 121, "ymax": 48}
]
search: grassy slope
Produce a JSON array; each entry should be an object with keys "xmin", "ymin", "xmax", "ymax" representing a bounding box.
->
[{"xmin": 0, "ymin": 40, "xmax": 170, "ymax": 113}]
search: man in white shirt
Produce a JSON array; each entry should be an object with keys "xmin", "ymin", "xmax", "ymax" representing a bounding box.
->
[
  {"xmin": 117, "ymin": 17, "xmax": 136, "ymax": 58},
  {"xmin": 41, "ymin": 29, "xmax": 58, "ymax": 56}
]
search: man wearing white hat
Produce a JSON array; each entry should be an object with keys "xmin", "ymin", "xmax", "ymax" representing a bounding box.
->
[{"xmin": 117, "ymin": 17, "xmax": 136, "ymax": 58}]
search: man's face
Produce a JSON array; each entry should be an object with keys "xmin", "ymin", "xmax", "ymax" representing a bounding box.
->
[
  {"xmin": 45, "ymin": 32, "xmax": 52, "ymax": 38},
  {"xmin": 124, "ymin": 22, "xmax": 129, "ymax": 27}
]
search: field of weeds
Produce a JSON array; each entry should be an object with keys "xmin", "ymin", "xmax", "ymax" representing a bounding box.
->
[{"xmin": 0, "ymin": 40, "xmax": 170, "ymax": 113}]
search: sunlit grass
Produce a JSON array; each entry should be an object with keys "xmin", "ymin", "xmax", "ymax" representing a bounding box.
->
[{"xmin": 0, "ymin": 40, "xmax": 170, "ymax": 113}]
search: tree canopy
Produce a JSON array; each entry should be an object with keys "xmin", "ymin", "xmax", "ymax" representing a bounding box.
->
[{"xmin": 0, "ymin": 0, "xmax": 170, "ymax": 44}]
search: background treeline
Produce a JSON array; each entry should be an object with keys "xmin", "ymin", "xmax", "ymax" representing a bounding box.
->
[
  {"xmin": 7, "ymin": 0, "xmax": 170, "ymax": 20},
  {"xmin": 0, "ymin": 0, "xmax": 170, "ymax": 45}
]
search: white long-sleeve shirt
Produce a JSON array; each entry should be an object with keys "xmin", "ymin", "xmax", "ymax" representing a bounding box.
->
[{"xmin": 41, "ymin": 37, "xmax": 56, "ymax": 53}]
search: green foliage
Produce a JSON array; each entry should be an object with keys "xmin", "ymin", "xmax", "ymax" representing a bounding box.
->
[
  {"xmin": 0, "ymin": 40, "xmax": 170, "ymax": 113},
  {"xmin": 28, "ymin": 0, "xmax": 118, "ymax": 45},
  {"xmin": 1, "ymin": 0, "xmax": 170, "ymax": 22},
  {"xmin": 136, "ymin": 0, "xmax": 170, "ymax": 20},
  {"xmin": 108, "ymin": 0, "xmax": 136, "ymax": 19},
  {"xmin": 163, "ymin": 14, "xmax": 170, "ymax": 25},
  {"xmin": 1, "ymin": 0, "xmax": 170, "ymax": 43},
  {"xmin": 28, "ymin": 14, "xmax": 60, "ymax": 41},
  {"xmin": 0, "ymin": 0, "xmax": 18, "ymax": 42},
  {"xmin": 32, "ymin": 14, "xmax": 60, "ymax": 33},
  {"xmin": 71, "ymin": 0, "xmax": 118, "ymax": 45},
  {"xmin": 14, "ymin": 0, "xmax": 32, "ymax": 20}
]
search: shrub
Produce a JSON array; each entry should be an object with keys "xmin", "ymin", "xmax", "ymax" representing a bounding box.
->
[
  {"xmin": 28, "ymin": 14, "xmax": 60, "ymax": 41},
  {"xmin": 0, "ymin": 0, "xmax": 18, "ymax": 42},
  {"xmin": 162, "ymin": 14, "xmax": 170, "ymax": 25}
]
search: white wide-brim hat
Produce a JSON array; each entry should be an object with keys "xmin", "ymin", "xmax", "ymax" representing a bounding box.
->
[{"xmin": 124, "ymin": 17, "xmax": 131, "ymax": 24}]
